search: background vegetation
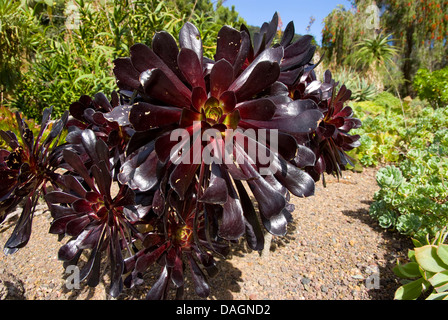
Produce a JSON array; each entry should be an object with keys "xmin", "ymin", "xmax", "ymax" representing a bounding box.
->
[
  {"xmin": 1, "ymin": 0, "xmax": 447, "ymax": 300},
  {"xmin": 0, "ymin": 0, "xmax": 246, "ymax": 119}
]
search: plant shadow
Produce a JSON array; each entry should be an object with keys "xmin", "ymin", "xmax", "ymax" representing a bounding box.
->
[
  {"xmin": 341, "ymin": 203, "xmax": 414, "ymax": 300},
  {"xmin": 114, "ymin": 253, "xmax": 244, "ymax": 300}
]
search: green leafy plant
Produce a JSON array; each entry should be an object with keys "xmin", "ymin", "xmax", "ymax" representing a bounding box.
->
[
  {"xmin": 413, "ymin": 66, "xmax": 448, "ymax": 109},
  {"xmin": 7, "ymin": 0, "xmax": 246, "ymax": 119},
  {"xmin": 332, "ymin": 67, "xmax": 377, "ymax": 102},
  {"xmin": 394, "ymin": 227, "xmax": 448, "ymax": 300},
  {"xmin": 349, "ymin": 102, "xmax": 404, "ymax": 166},
  {"xmin": 0, "ymin": 0, "xmax": 37, "ymax": 94},
  {"xmin": 369, "ymin": 116, "xmax": 448, "ymax": 240}
]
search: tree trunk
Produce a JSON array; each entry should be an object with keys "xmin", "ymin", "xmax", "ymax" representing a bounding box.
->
[{"xmin": 402, "ymin": 24, "xmax": 415, "ymax": 96}]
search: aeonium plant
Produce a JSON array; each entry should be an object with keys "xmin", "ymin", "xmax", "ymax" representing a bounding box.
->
[{"xmin": 0, "ymin": 13, "xmax": 361, "ymax": 299}]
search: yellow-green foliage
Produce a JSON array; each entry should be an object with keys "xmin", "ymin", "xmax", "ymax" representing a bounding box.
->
[{"xmin": 5, "ymin": 0, "xmax": 246, "ymax": 120}]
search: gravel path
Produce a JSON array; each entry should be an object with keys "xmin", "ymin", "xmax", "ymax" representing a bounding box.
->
[{"xmin": 0, "ymin": 167, "xmax": 413, "ymax": 300}]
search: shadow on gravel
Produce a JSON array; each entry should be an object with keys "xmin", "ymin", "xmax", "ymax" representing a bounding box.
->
[
  {"xmin": 117, "ymin": 258, "xmax": 243, "ymax": 300},
  {"xmin": 342, "ymin": 207, "xmax": 413, "ymax": 300}
]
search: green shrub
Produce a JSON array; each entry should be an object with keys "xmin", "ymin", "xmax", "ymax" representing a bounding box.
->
[
  {"xmin": 372, "ymin": 91, "xmax": 402, "ymax": 110},
  {"xmin": 413, "ymin": 66, "xmax": 448, "ymax": 109},
  {"xmin": 6, "ymin": 0, "xmax": 246, "ymax": 119},
  {"xmin": 369, "ymin": 108, "xmax": 448, "ymax": 240},
  {"xmin": 0, "ymin": 0, "xmax": 37, "ymax": 93},
  {"xmin": 348, "ymin": 101, "xmax": 404, "ymax": 166}
]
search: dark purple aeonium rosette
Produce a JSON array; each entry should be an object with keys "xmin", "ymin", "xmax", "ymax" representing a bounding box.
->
[
  {"xmin": 62, "ymin": 91, "xmax": 134, "ymax": 174},
  {"xmin": 240, "ymin": 13, "xmax": 362, "ymax": 185},
  {"xmin": 111, "ymin": 21, "xmax": 323, "ymax": 248},
  {"xmin": 123, "ymin": 181, "xmax": 231, "ymax": 299},
  {"xmin": 45, "ymin": 129, "xmax": 141, "ymax": 297},
  {"xmin": 239, "ymin": 12, "xmax": 317, "ymax": 88},
  {"xmin": 0, "ymin": 108, "xmax": 68, "ymax": 254},
  {"xmin": 289, "ymin": 70, "xmax": 362, "ymax": 184}
]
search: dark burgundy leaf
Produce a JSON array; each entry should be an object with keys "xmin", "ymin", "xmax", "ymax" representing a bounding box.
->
[
  {"xmin": 199, "ymin": 164, "xmax": 227, "ymax": 204},
  {"xmin": 179, "ymin": 22, "xmax": 203, "ymax": 65},
  {"xmin": 58, "ymin": 239, "xmax": 82, "ymax": 261},
  {"xmin": 62, "ymin": 175, "xmax": 87, "ymax": 198},
  {"xmin": 273, "ymin": 156, "xmax": 315, "ymax": 197},
  {"xmin": 210, "ymin": 59, "xmax": 234, "ymax": 98},
  {"xmin": 152, "ymin": 31, "xmax": 184, "ymax": 81},
  {"xmin": 72, "ymin": 198, "xmax": 93, "ymax": 214},
  {"xmin": 235, "ymin": 98, "xmax": 276, "ymax": 121},
  {"xmin": 118, "ymin": 142, "xmax": 159, "ymax": 192},
  {"xmin": 232, "ymin": 30, "xmax": 250, "ymax": 74},
  {"xmin": 186, "ymin": 252, "xmax": 210, "ymax": 298},
  {"xmin": 240, "ymin": 165, "xmax": 286, "ymax": 220},
  {"xmin": 48, "ymin": 204, "xmax": 76, "ymax": 220},
  {"xmin": 109, "ymin": 227, "xmax": 124, "ymax": 298},
  {"xmin": 65, "ymin": 215, "xmax": 91, "ymax": 237},
  {"xmin": 280, "ymin": 21, "xmax": 295, "ymax": 47},
  {"xmin": 234, "ymin": 180, "xmax": 264, "ymax": 251},
  {"xmin": 294, "ymin": 144, "xmax": 316, "ymax": 168},
  {"xmin": 218, "ymin": 91, "xmax": 237, "ymax": 114},
  {"xmin": 146, "ymin": 266, "xmax": 169, "ymax": 300},
  {"xmin": 171, "ymin": 253, "xmax": 184, "ymax": 288},
  {"xmin": 4, "ymin": 198, "xmax": 34, "ymax": 254},
  {"xmin": 113, "ymin": 57, "xmax": 141, "ymax": 90},
  {"xmin": 260, "ymin": 208, "xmax": 288, "ymax": 236},
  {"xmin": 169, "ymin": 162, "xmax": 200, "ymax": 200},
  {"xmin": 129, "ymin": 102, "xmax": 182, "ymax": 131},
  {"xmin": 282, "ymin": 35, "xmax": 315, "ymax": 70},
  {"xmin": 152, "ymin": 188, "xmax": 165, "ymax": 216},
  {"xmin": 219, "ymin": 169, "xmax": 245, "ymax": 240},
  {"xmin": 91, "ymin": 163, "xmax": 111, "ymax": 202},
  {"xmin": 49, "ymin": 214, "xmax": 77, "ymax": 234},
  {"xmin": 103, "ymin": 104, "xmax": 133, "ymax": 126},
  {"xmin": 43, "ymin": 110, "xmax": 68, "ymax": 147},
  {"xmin": 215, "ymin": 26, "xmax": 242, "ymax": 65},
  {"xmin": 135, "ymin": 243, "xmax": 169, "ymax": 273},
  {"xmin": 79, "ymin": 225, "xmax": 106, "ymax": 281},
  {"xmin": 140, "ymin": 68, "xmax": 191, "ymax": 108},
  {"xmin": 191, "ymin": 86, "xmax": 207, "ymax": 112},
  {"xmin": 178, "ymin": 48, "xmax": 206, "ymax": 91},
  {"xmin": 45, "ymin": 191, "xmax": 80, "ymax": 204},
  {"xmin": 232, "ymin": 60, "xmax": 280, "ymax": 102},
  {"xmin": 241, "ymin": 108, "xmax": 323, "ymax": 134},
  {"xmin": 274, "ymin": 99, "xmax": 318, "ymax": 118}
]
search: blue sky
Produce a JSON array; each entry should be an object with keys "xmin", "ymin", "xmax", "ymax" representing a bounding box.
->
[{"xmin": 221, "ymin": 0, "xmax": 353, "ymax": 44}]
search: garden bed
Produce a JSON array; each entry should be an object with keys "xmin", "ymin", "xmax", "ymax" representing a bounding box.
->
[{"xmin": 0, "ymin": 167, "xmax": 413, "ymax": 300}]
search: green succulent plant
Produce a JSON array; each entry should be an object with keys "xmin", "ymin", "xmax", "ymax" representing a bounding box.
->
[{"xmin": 394, "ymin": 228, "xmax": 448, "ymax": 300}]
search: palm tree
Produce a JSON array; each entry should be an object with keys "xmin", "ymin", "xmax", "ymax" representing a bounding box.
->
[
  {"xmin": 351, "ymin": 32, "xmax": 408, "ymax": 127},
  {"xmin": 351, "ymin": 32, "xmax": 399, "ymax": 89}
]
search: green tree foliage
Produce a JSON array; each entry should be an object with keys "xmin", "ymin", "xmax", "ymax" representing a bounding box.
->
[
  {"xmin": 322, "ymin": 0, "xmax": 448, "ymax": 96},
  {"xmin": 5, "ymin": 0, "xmax": 246, "ymax": 119},
  {"xmin": 0, "ymin": 0, "xmax": 37, "ymax": 95},
  {"xmin": 413, "ymin": 66, "xmax": 448, "ymax": 109},
  {"xmin": 369, "ymin": 0, "xmax": 448, "ymax": 95},
  {"xmin": 321, "ymin": 1, "xmax": 378, "ymax": 67}
]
